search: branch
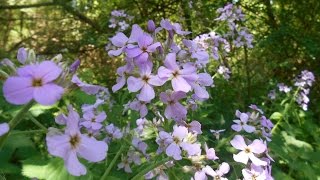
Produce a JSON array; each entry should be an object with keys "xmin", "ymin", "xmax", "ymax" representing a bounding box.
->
[{"xmin": 0, "ymin": 2, "xmax": 56, "ymax": 10}]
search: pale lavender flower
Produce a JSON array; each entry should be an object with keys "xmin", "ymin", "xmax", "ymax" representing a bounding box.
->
[
  {"xmin": 230, "ymin": 135, "xmax": 267, "ymax": 166},
  {"xmin": 0, "ymin": 123, "xmax": 9, "ymax": 136},
  {"xmin": 132, "ymin": 137, "xmax": 148, "ymax": 155},
  {"xmin": 156, "ymin": 131, "xmax": 172, "ymax": 154},
  {"xmin": 69, "ymin": 59, "xmax": 80, "ymax": 73},
  {"xmin": 183, "ymin": 39, "xmax": 209, "ymax": 66},
  {"xmin": 129, "ymin": 99, "xmax": 149, "ymax": 117},
  {"xmin": 268, "ymin": 90, "xmax": 276, "ymax": 100},
  {"xmin": 126, "ymin": 33, "xmax": 161, "ymax": 64},
  {"xmin": 190, "ymin": 73, "xmax": 213, "ymax": 99},
  {"xmin": 112, "ymin": 57, "xmax": 134, "ymax": 92},
  {"xmin": 55, "ymin": 112, "xmax": 67, "ymax": 125},
  {"xmin": 159, "ymin": 19, "xmax": 191, "ymax": 36},
  {"xmin": 217, "ymin": 65, "xmax": 231, "ymax": 80},
  {"xmin": 160, "ymin": 91, "xmax": 187, "ymax": 121},
  {"xmin": 17, "ymin": 47, "xmax": 27, "ymax": 64},
  {"xmin": 72, "ymin": 74, "xmax": 101, "ymax": 95},
  {"xmin": 118, "ymin": 156, "xmax": 133, "ymax": 173},
  {"xmin": 80, "ymin": 111, "xmax": 107, "ymax": 130},
  {"xmin": 242, "ymin": 164, "xmax": 267, "ymax": 180},
  {"xmin": 203, "ymin": 162, "xmax": 230, "ymax": 180},
  {"xmin": 105, "ymin": 123, "xmax": 123, "ymax": 141},
  {"xmin": 185, "ymin": 120, "xmax": 202, "ymax": 134},
  {"xmin": 277, "ymin": 83, "xmax": 291, "ymax": 93},
  {"xmin": 204, "ymin": 143, "xmax": 219, "ymax": 160},
  {"xmin": 158, "ymin": 53, "xmax": 198, "ymax": 92},
  {"xmin": 3, "ymin": 60, "xmax": 64, "ymax": 105},
  {"xmin": 127, "ymin": 63, "xmax": 164, "ymax": 101},
  {"xmin": 249, "ymin": 104, "xmax": 264, "ymax": 114},
  {"xmin": 210, "ymin": 129, "xmax": 225, "ymax": 140},
  {"xmin": 46, "ymin": 106, "xmax": 108, "ymax": 176},
  {"xmin": 81, "ymin": 98, "xmax": 105, "ymax": 113},
  {"xmin": 231, "ymin": 111, "xmax": 256, "ymax": 133}
]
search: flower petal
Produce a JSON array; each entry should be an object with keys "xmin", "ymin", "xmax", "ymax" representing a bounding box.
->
[
  {"xmin": 3, "ymin": 77, "xmax": 34, "ymax": 105},
  {"xmin": 33, "ymin": 83, "xmax": 64, "ymax": 105},
  {"xmin": 127, "ymin": 76, "xmax": 143, "ymax": 92},
  {"xmin": 166, "ymin": 143, "xmax": 182, "ymax": 160},
  {"xmin": 0, "ymin": 123, "xmax": 9, "ymax": 136},
  {"xmin": 64, "ymin": 151, "xmax": 87, "ymax": 176},
  {"xmin": 172, "ymin": 76, "xmax": 191, "ymax": 92},
  {"xmin": 34, "ymin": 61, "xmax": 62, "ymax": 83},
  {"xmin": 138, "ymin": 84, "xmax": 155, "ymax": 101},
  {"xmin": 78, "ymin": 135, "xmax": 108, "ymax": 162},
  {"xmin": 248, "ymin": 140, "xmax": 266, "ymax": 154},
  {"xmin": 230, "ymin": 135, "xmax": 247, "ymax": 150},
  {"xmin": 233, "ymin": 151, "xmax": 249, "ymax": 164}
]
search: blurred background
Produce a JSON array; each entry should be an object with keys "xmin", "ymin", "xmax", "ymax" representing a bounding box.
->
[{"xmin": 0, "ymin": 0, "xmax": 319, "ymax": 179}]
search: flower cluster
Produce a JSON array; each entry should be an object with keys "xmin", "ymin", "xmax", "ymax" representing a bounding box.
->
[
  {"xmin": 294, "ymin": 70, "xmax": 315, "ymax": 110},
  {"xmin": 230, "ymin": 105, "xmax": 274, "ymax": 179},
  {"xmin": 109, "ymin": 10, "xmax": 134, "ymax": 32}
]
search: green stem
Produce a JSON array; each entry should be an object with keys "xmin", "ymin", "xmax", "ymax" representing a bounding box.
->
[
  {"xmin": 11, "ymin": 129, "xmax": 47, "ymax": 135},
  {"xmin": 131, "ymin": 157, "xmax": 171, "ymax": 180},
  {"xmin": 100, "ymin": 144, "xmax": 126, "ymax": 180},
  {"xmin": 0, "ymin": 101, "xmax": 34, "ymax": 149},
  {"xmin": 271, "ymin": 88, "xmax": 300, "ymax": 134},
  {"xmin": 28, "ymin": 114, "xmax": 48, "ymax": 131}
]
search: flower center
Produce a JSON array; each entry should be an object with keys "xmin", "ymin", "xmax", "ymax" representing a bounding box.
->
[
  {"xmin": 168, "ymin": 100, "xmax": 175, "ymax": 105},
  {"xmin": 142, "ymin": 75, "xmax": 150, "ymax": 83},
  {"xmin": 69, "ymin": 134, "xmax": 81, "ymax": 149},
  {"xmin": 172, "ymin": 70, "xmax": 180, "ymax": 77},
  {"xmin": 91, "ymin": 118, "xmax": 96, "ymax": 122},
  {"xmin": 142, "ymin": 47, "xmax": 147, "ymax": 52},
  {"xmin": 244, "ymin": 148, "xmax": 251, "ymax": 153},
  {"xmin": 214, "ymin": 175, "xmax": 221, "ymax": 180},
  {"xmin": 32, "ymin": 78, "xmax": 43, "ymax": 87},
  {"xmin": 173, "ymin": 137, "xmax": 180, "ymax": 144}
]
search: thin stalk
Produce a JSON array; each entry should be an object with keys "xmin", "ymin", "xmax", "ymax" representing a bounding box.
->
[
  {"xmin": 11, "ymin": 129, "xmax": 47, "ymax": 135},
  {"xmin": 131, "ymin": 157, "xmax": 171, "ymax": 180},
  {"xmin": 271, "ymin": 88, "xmax": 300, "ymax": 134},
  {"xmin": 28, "ymin": 114, "xmax": 48, "ymax": 131},
  {"xmin": 100, "ymin": 144, "xmax": 126, "ymax": 180},
  {"xmin": 0, "ymin": 101, "xmax": 34, "ymax": 149}
]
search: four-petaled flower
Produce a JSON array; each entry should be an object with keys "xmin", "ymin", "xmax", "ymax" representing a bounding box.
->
[
  {"xmin": 230, "ymin": 135, "xmax": 267, "ymax": 166},
  {"xmin": 46, "ymin": 106, "xmax": 108, "ymax": 176},
  {"xmin": 3, "ymin": 61, "xmax": 64, "ymax": 105},
  {"xmin": 231, "ymin": 111, "xmax": 256, "ymax": 133}
]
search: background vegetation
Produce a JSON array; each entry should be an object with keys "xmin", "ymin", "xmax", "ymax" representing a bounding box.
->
[{"xmin": 0, "ymin": 0, "xmax": 319, "ymax": 179}]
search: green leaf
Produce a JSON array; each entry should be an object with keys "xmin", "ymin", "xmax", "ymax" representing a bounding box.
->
[
  {"xmin": 22, "ymin": 158, "xmax": 94, "ymax": 180},
  {"xmin": 270, "ymin": 112, "xmax": 283, "ymax": 121}
]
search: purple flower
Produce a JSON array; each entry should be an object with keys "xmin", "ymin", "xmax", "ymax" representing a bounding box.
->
[
  {"xmin": 55, "ymin": 112, "xmax": 67, "ymax": 125},
  {"xmin": 159, "ymin": 19, "xmax": 191, "ymax": 35},
  {"xmin": 72, "ymin": 74, "xmax": 101, "ymax": 95},
  {"xmin": 268, "ymin": 90, "xmax": 276, "ymax": 100},
  {"xmin": 112, "ymin": 57, "xmax": 134, "ymax": 92},
  {"xmin": 203, "ymin": 162, "xmax": 230, "ymax": 180},
  {"xmin": 204, "ymin": 143, "xmax": 219, "ymax": 160},
  {"xmin": 3, "ymin": 60, "xmax": 64, "ymax": 105},
  {"xmin": 242, "ymin": 164, "xmax": 267, "ymax": 180},
  {"xmin": 210, "ymin": 129, "xmax": 225, "ymax": 140},
  {"xmin": 108, "ymin": 24, "xmax": 143, "ymax": 57},
  {"xmin": 231, "ymin": 111, "xmax": 256, "ymax": 133},
  {"xmin": 185, "ymin": 120, "xmax": 202, "ymax": 134},
  {"xmin": 105, "ymin": 123, "xmax": 123, "ymax": 140},
  {"xmin": 0, "ymin": 123, "xmax": 9, "ymax": 136},
  {"xmin": 46, "ymin": 106, "xmax": 108, "ymax": 176},
  {"xmin": 249, "ymin": 104, "xmax": 264, "ymax": 114},
  {"xmin": 126, "ymin": 33, "xmax": 161, "ymax": 64},
  {"xmin": 160, "ymin": 91, "xmax": 187, "ymax": 121},
  {"xmin": 190, "ymin": 73, "xmax": 213, "ymax": 99},
  {"xmin": 147, "ymin": 20, "xmax": 156, "ymax": 33},
  {"xmin": 129, "ymin": 99, "xmax": 149, "ymax": 117},
  {"xmin": 127, "ymin": 63, "xmax": 164, "ymax": 101},
  {"xmin": 164, "ymin": 126, "xmax": 201, "ymax": 160},
  {"xmin": 69, "ymin": 59, "xmax": 81, "ymax": 73},
  {"xmin": 230, "ymin": 135, "xmax": 267, "ymax": 166},
  {"xmin": 118, "ymin": 156, "xmax": 133, "ymax": 173},
  {"xmin": 17, "ymin": 47, "xmax": 27, "ymax": 64},
  {"xmin": 156, "ymin": 131, "xmax": 173, "ymax": 154},
  {"xmin": 80, "ymin": 111, "xmax": 107, "ymax": 130},
  {"xmin": 183, "ymin": 39, "xmax": 209, "ymax": 66},
  {"xmin": 158, "ymin": 53, "xmax": 198, "ymax": 92},
  {"xmin": 277, "ymin": 83, "xmax": 291, "ymax": 93},
  {"xmin": 81, "ymin": 98, "xmax": 105, "ymax": 113},
  {"xmin": 217, "ymin": 65, "xmax": 231, "ymax": 80},
  {"xmin": 132, "ymin": 137, "xmax": 148, "ymax": 155}
]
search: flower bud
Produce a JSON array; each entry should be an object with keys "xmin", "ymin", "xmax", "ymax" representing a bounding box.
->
[{"xmin": 147, "ymin": 20, "xmax": 156, "ymax": 33}]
